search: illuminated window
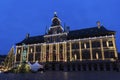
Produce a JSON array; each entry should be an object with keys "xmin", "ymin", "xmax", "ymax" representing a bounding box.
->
[
  {"xmin": 96, "ymin": 53, "xmax": 99, "ymax": 59},
  {"xmin": 30, "ymin": 48, "xmax": 33, "ymax": 53},
  {"xmin": 106, "ymin": 41, "xmax": 109, "ymax": 47},
  {"xmin": 18, "ymin": 49, "xmax": 21, "ymax": 54},
  {"xmin": 81, "ymin": 42, "xmax": 89, "ymax": 49},
  {"xmin": 84, "ymin": 43, "xmax": 86, "ymax": 49},
  {"xmin": 74, "ymin": 54, "xmax": 77, "ymax": 60}
]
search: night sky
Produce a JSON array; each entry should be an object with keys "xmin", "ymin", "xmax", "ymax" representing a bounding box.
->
[{"xmin": 0, "ymin": 0, "xmax": 120, "ymax": 55}]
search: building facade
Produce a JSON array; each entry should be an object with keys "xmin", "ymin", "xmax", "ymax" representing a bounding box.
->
[{"xmin": 15, "ymin": 13, "xmax": 119, "ymax": 71}]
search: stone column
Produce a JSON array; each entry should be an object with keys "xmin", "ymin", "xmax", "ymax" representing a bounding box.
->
[
  {"xmin": 33, "ymin": 45, "xmax": 36, "ymax": 62},
  {"xmin": 58, "ymin": 43, "xmax": 60, "ymax": 61},
  {"xmin": 64, "ymin": 42, "xmax": 67, "ymax": 62},
  {"xmin": 89, "ymin": 40, "xmax": 93, "ymax": 60},
  {"xmin": 44, "ymin": 44, "xmax": 46, "ymax": 62},
  {"xmin": 14, "ymin": 46, "xmax": 17, "ymax": 63},
  {"xmin": 70, "ymin": 42, "xmax": 72, "ymax": 61},
  {"xmin": 48, "ymin": 44, "xmax": 50, "ymax": 62},
  {"xmin": 79, "ymin": 41, "xmax": 82, "ymax": 61},
  {"xmin": 112, "ymin": 36, "xmax": 118, "ymax": 59},
  {"xmin": 40, "ymin": 45, "xmax": 43, "ymax": 62},
  {"xmin": 42, "ymin": 45, "xmax": 44, "ymax": 62},
  {"xmin": 62, "ymin": 43, "xmax": 65, "ymax": 61},
  {"xmin": 51, "ymin": 44, "xmax": 53, "ymax": 62},
  {"xmin": 56, "ymin": 43, "xmax": 58, "ymax": 61},
  {"xmin": 39, "ymin": 45, "xmax": 41, "ymax": 62},
  {"xmin": 100, "ymin": 39, "xmax": 105, "ymax": 60}
]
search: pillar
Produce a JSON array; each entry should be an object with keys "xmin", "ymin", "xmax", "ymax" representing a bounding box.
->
[
  {"xmin": 69, "ymin": 42, "xmax": 72, "ymax": 61},
  {"xmin": 48, "ymin": 44, "xmax": 50, "ymax": 62},
  {"xmin": 89, "ymin": 40, "xmax": 93, "ymax": 60},
  {"xmin": 33, "ymin": 45, "xmax": 36, "ymax": 62},
  {"xmin": 79, "ymin": 41, "xmax": 82, "ymax": 61},
  {"xmin": 58, "ymin": 43, "xmax": 60, "ymax": 61},
  {"xmin": 40, "ymin": 45, "xmax": 42, "ymax": 62},
  {"xmin": 112, "ymin": 36, "xmax": 118, "ymax": 59},
  {"xmin": 64, "ymin": 42, "xmax": 67, "ymax": 62},
  {"xmin": 62, "ymin": 43, "xmax": 65, "ymax": 61},
  {"xmin": 49, "ymin": 44, "xmax": 53, "ymax": 62},
  {"xmin": 56, "ymin": 43, "xmax": 58, "ymax": 61},
  {"xmin": 14, "ymin": 46, "xmax": 17, "ymax": 63},
  {"xmin": 100, "ymin": 39, "xmax": 105, "ymax": 60},
  {"xmin": 44, "ymin": 44, "xmax": 46, "ymax": 62},
  {"xmin": 51, "ymin": 44, "xmax": 53, "ymax": 62}
]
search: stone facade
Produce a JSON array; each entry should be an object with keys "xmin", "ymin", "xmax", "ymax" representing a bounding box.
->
[{"xmin": 15, "ymin": 13, "xmax": 119, "ymax": 71}]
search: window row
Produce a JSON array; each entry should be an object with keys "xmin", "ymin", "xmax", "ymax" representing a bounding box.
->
[{"xmin": 17, "ymin": 40, "xmax": 114, "ymax": 54}]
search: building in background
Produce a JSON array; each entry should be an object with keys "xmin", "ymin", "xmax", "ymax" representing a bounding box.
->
[{"xmin": 15, "ymin": 12, "xmax": 119, "ymax": 71}]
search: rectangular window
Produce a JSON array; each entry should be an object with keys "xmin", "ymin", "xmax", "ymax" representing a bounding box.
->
[
  {"xmin": 104, "ymin": 51, "xmax": 115, "ymax": 58},
  {"xmin": 103, "ymin": 41, "xmax": 107, "ymax": 47},
  {"xmin": 108, "ymin": 41, "xmax": 113, "ymax": 47},
  {"xmin": 92, "ymin": 41, "xmax": 100, "ymax": 48},
  {"xmin": 81, "ymin": 42, "xmax": 89, "ymax": 49},
  {"xmin": 36, "ymin": 46, "xmax": 41, "ymax": 52},
  {"xmin": 72, "ymin": 43, "xmax": 79, "ymax": 49}
]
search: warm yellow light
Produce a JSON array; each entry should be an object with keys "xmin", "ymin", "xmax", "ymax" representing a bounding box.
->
[{"xmin": 64, "ymin": 59, "xmax": 67, "ymax": 62}]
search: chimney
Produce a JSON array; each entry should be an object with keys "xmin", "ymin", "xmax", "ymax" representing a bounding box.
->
[
  {"xmin": 26, "ymin": 33, "xmax": 30, "ymax": 39},
  {"xmin": 96, "ymin": 21, "xmax": 101, "ymax": 29}
]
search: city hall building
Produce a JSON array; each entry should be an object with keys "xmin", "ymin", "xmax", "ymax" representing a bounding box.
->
[{"xmin": 15, "ymin": 13, "xmax": 119, "ymax": 71}]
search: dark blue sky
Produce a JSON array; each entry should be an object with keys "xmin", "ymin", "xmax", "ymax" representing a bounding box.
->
[{"xmin": 0, "ymin": 0, "xmax": 120, "ymax": 55}]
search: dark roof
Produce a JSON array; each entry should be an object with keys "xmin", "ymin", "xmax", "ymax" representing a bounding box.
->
[
  {"xmin": 67, "ymin": 26, "xmax": 115, "ymax": 40},
  {"xmin": 16, "ymin": 26, "xmax": 115, "ymax": 45},
  {"xmin": 16, "ymin": 35, "xmax": 44, "ymax": 45}
]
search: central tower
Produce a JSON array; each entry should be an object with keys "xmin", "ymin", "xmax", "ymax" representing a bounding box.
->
[{"xmin": 44, "ymin": 12, "xmax": 68, "ymax": 43}]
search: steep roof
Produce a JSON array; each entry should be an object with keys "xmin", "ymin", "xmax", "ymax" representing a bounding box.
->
[
  {"xmin": 67, "ymin": 26, "xmax": 115, "ymax": 40},
  {"xmin": 16, "ymin": 35, "xmax": 44, "ymax": 45},
  {"xmin": 16, "ymin": 26, "xmax": 115, "ymax": 45}
]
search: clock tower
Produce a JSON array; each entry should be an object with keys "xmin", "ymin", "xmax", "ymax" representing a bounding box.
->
[{"xmin": 44, "ymin": 12, "xmax": 67, "ymax": 43}]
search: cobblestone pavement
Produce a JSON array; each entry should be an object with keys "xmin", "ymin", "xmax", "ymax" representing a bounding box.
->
[{"xmin": 0, "ymin": 71, "xmax": 120, "ymax": 80}]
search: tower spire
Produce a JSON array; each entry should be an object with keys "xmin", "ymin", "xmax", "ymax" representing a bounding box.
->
[
  {"xmin": 96, "ymin": 21, "xmax": 101, "ymax": 29},
  {"xmin": 54, "ymin": 12, "xmax": 57, "ymax": 17},
  {"xmin": 51, "ymin": 12, "xmax": 61, "ymax": 26}
]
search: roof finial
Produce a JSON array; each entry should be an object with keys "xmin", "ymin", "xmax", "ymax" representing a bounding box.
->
[
  {"xmin": 54, "ymin": 12, "xmax": 57, "ymax": 17},
  {"xmin": 26, "ymin": 33, "xmax": 30, "ymax": 39},
  {"xmin": 96, "ymin": 21, "xmax": 101, "ymax": 29}
]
